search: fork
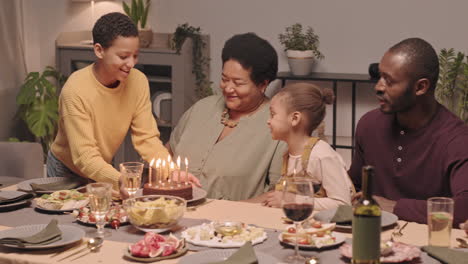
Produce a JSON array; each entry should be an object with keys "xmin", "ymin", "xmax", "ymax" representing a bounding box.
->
[{"xmin": 391, "ymin": 222, "xmax": 408, "ymax": 241}]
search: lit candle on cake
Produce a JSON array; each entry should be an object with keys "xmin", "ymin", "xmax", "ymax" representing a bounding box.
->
[
  {"xmin": 167, "ymin": 155, "xmax": 171, "ymax": 182},
  {"xmin": 162, "ymin": 160, "xmax": 166, "ymax": 186},
  {"xmin": 184, "ymin": 157, "xmax": 189, "ymax": 185},
  {"xmin": 149, "ymin": 158, "xmax": 155, "ymax": 187},
  {"xmin": 169, "ymin": 162, "xmax": 175, "ymax": 187},
  {"xmin": 176, "ymin": 156, "xmax": 181, "ymax": 186},
  {"xmin": 156, "ymin": 159, "xmax": 161, "ymax": 186}
]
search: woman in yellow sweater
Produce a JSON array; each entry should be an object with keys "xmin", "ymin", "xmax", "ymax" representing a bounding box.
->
[{"xmin": 47, "ymin": 12, "xmax": 169, "ymax": 190}]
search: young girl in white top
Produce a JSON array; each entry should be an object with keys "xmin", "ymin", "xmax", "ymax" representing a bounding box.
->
[{"xmin": 262, "ymin": 82, "xmax": 354, "ymax": 210}]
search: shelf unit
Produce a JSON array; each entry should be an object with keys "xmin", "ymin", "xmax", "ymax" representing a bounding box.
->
[{"xmin": 56, "ymin": 31, "xmax": 209, "ymax": 166}]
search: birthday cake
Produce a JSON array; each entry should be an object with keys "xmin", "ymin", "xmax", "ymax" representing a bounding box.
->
[{"xmin": 143, "ymin": 183, "xmax": 193, "ymax": 201}]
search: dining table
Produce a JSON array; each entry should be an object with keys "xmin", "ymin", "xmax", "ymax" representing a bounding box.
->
[{"xmin": 0, "ymin": 183, "xmax": 466, "ymax": 264}]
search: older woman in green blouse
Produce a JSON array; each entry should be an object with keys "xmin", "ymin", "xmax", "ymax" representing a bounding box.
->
[{"xmin": 168, "ymin": 33, "xmax": 286, "ymax": 201}]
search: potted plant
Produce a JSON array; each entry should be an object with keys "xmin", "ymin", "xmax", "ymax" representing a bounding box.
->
[
  {"xmin": 122, "ymin": 0, "xmax": 153, "ymax": 48},
  {"xmin": 436, "ymin": 48, "xmax": 468, "ymax": 123},
  {"xmin": 279, "ymin": 23, "xmax": 324, "ymax": 76},
  {"xmin": 12, "ymin": 66, "xmax": 67, "ymax": 160},
  {"xmin": 172, "ymin": 23, "xmax": 213, "ymax": 99}
]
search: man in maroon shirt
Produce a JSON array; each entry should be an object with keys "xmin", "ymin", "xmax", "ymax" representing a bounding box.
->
[{"xmin": 349, "ymin": 38, "xmax": 468, "ymax": 226}]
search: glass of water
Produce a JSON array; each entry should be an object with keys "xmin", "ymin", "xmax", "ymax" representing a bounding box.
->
[
  {"xmin": 427, "ymin": 197, "xmax": 454, "ymax": 247},
  {"xmin": 120, "ymin": 162, "xmax": 144, "ymax": 199},
  {"xmin": 86, "ymin": 182, "xmax": 112, "ymax": 237}
]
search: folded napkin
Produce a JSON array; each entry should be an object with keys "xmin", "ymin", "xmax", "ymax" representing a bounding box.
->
[
  {"xmin": 330, "ymin": 205, "xmax": 353, "ymax": 224},
  {"xmin": 0, "ymin": 219, "xmax": 62, "ymax": 247},
  {"xmin": 208, "ymin": 241, "xmax": 258, "ymax": 264},
  {"xmin": 0, "ymin": 192, "xmax": 35, "ymax": 205},
  {"xmin": 30, "ymin": 178, "xmax": 84, "ymax": 192},
  {"xmin": 422, "ymin": 246, "xmax": 468, "ymax": 264}
]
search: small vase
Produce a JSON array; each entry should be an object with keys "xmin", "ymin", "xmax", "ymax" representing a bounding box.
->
[
  {"xmin": 139, "ymin": 28, "xmax": 153, "ymax": 48},
  {"xmin": 286, "ymin": 50, "xmax": 315, "ymax": 76}
]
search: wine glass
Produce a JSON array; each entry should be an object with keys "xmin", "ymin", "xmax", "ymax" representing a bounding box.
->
[
  {"xmin": 120, "ymin": 162, "xmax": 144, "ymax": 198},
  {"xmin": 86, "ymin": 182, "xmax": 112, "ymax": 238},
  {"xmin": 282, "ymin": 177, "xmax": 315, "ymax": 263}
]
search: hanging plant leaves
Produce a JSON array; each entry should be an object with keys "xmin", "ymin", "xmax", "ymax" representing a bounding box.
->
[{"xmin": 172, "ymin": 23, "xmax": 213, "ymax": 99}]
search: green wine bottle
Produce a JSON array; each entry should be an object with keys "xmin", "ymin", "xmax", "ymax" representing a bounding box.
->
[{"xmin": 352, "ymin": 165, "xmax": 381, "ymax": 264}]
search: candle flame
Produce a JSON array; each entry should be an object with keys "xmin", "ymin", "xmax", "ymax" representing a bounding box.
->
[
  {"xmin": 150, "ymin": 158, "xmax": 155, "ymax": 166},
  {"xmin": 185, "ymin": 157, "xmax": 188, "ymax": 166},
  {"xmin": 167, "ymin": 155, "xmax": 171, "ymax": 163},
  {"xmin": 177, "ymin": 156, "xmax": 181, "ymax": 168}
]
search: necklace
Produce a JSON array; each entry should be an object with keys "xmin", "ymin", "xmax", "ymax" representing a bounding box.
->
[
  {"xmin": 220, "ymin": 108, "xmax": 239, "ymax": 128},
  {"xmin": 220, "ymin": 96, "xmax": 266, "ymax": 128}
]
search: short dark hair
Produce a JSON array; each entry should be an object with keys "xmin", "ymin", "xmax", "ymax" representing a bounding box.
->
[
  {"xmin": 222, "ymin": 33, "xmax": 278, "ymax": 86},
  {"xmin": 92, "ymin": 12, "xmax": 138, "ymax": 49},
  {"xmin": 389, "ymin": 38, "xmax": 439, "ymax": 90}
]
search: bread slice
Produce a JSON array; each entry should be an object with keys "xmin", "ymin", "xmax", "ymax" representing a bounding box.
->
[
  {"xmin": 281, "ymin": 221, "xmax": 336, "ymax": 243},
  {"xmin": 61, "ymin": 199, "xmax": 89, "ymax": 210},
  {"xmin": 303, "ymin": 222, "xmax": 336, "ymax": 235},
  {"xmin": 35, "ymin": 198, "xmax": 62, "ymax": 210}
]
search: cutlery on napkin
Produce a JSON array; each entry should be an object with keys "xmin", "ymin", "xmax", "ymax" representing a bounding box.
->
[
  {"xmin": 208, "ymin": 241, "xmax": 258, "ymax": 264},
  {"xmin": 0, "ymin": 192, "xmax": 35, "ymax": 205},
  {"xmin": 0, "ymin": 219, "xmax": 62, "ymax": 247},
  {"xmin": 30, "ymin": 178, "xmax": 84, "ymax": 192},
  {"xmin": 330, "ymin": 205, "xmax": 353, "ymax": 224},
  {"xmin": 422, "ymin": 246, "xmax": 468, "ymax": 264}
]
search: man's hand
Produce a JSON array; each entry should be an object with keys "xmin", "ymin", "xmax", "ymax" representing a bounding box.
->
[
  {"xmin": 460, "ymin": 220, "xmax": 468, "ymax": 235},
  {"xmin": 352, "ymin": 192, "xmax": 396, "ymax": 213}
]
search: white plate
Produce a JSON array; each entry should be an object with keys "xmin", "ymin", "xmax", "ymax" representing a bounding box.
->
[
  {"xmin": 0, "ymin": 191, "xmax": 34, "ymax": 209},
  {"xmin": 33, "ymin": 200, "xmax": 86, "ymax": 213},
  {"xmin": 279, "ymin": 231, "xmax": 346, "ymax": 249},
  {"xmin": 181, "ymin": 223, "xmax": 267, "ymax": 248},
  {"xmin": 75, "ymin": 204, "xmax": 129, "ymax": 227},
  {"xmin": 0, "ymin": 224, "xmax": 85, "ymax": 249},
  {"xmin": 17, "ymin": 177, "xmax": 71, "ymax": 194},
  {"xmin": 313, "ymin": 209, "xmax": 398, "ymax": 230},
  {"xmin": 188, "ymin": 187, "xmax": 207, "ymax": 203},
  {"xmin": 124, "ymin": 246, "xmax": 188, "ymax": 262},
  {"xmin": 178, "ymin": 249, "xmax": 277, "ymax": 264},
  {"xmin": 136, "ymin": 186, "xmax": 207, "ymax": 203}
]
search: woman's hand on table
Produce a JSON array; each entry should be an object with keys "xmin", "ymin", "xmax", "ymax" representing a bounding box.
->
[
  {"xmin": 170, "ymin": 171, "xmax": 201, "ymax": 187},
  {"xmin": 261, "ymin": 190, "xmax": 282, "ymax": 208}
]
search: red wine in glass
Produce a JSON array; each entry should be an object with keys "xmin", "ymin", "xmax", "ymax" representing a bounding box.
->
[
  {"xmin": 283, "ymin": 203, "xmax": 314, "ymax": 221},
  {"xmin": 281, "ymin": 177, "xmax": 315, "ymax": 264}
]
